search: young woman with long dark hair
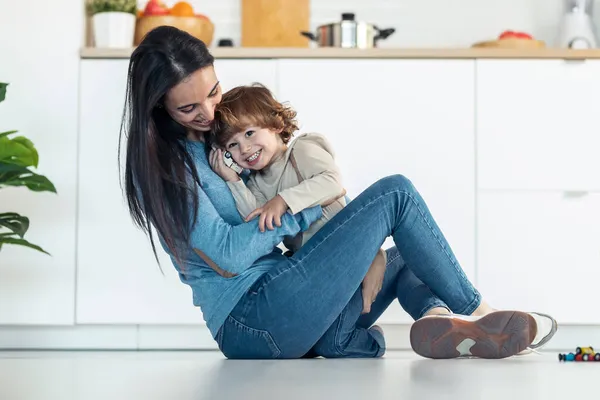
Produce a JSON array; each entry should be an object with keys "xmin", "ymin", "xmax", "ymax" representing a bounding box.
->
[{"xmin": 119, "ymin": 26, "xmax": 557, "ymax": 359}]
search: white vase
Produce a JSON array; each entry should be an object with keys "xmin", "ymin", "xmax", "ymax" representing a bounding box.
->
[{"xmin": 93, "ymin": 12, "xmax": 136, "ymax": 48}]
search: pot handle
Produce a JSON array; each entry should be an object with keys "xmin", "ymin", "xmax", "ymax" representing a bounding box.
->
[
  {"xmin": 375, "ymin": 28, "xmax": 396, "ymax": 41},
  {"xmin": 300, "ymin": 31, "xmax": 317, "ymax": 41}
]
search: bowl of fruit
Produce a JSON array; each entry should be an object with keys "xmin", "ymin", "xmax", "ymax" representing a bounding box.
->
[{"xmin": 135, "ymin": 0, "xmax": 214, "ymax": 46}]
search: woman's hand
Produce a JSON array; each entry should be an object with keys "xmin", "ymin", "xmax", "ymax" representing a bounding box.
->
[
  {"xmin": 246, "ymin": 195, "xmax": 289, "ymax": 232},
  {"xmin": 209, "ymin": 148, "xmax": 240, "ymax": 182},
  {"xmin": 361, "ymin": 250, "xmax": 387, "ymax": 314}
]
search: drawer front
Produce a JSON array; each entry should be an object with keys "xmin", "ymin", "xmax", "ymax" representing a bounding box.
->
[
  {"xmin": 477, "ymin": 60, "xmax": 600, "ymax": 191},
  {"xmin": 478, "ymin": 190, "xmax": 600, "ymax": 324}
]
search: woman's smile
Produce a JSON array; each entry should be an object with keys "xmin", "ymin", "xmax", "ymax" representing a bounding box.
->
[{"xmin": 193, "ymin": 118, "xmax": 212, "ymax": 128}]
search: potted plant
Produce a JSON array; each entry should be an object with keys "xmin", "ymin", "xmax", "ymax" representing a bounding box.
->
[
  {"xmin": 88, "ymin": 0, "xmax": 137, "ymax": 48},
  {"xmin": 0, "ymin": 83, "xmax": 56, "ymax": 255}
]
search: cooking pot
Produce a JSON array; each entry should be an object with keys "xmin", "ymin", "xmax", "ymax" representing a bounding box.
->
[{"xmin": 301, "ymin": 13, "xmax": 395, "ymax": 49}]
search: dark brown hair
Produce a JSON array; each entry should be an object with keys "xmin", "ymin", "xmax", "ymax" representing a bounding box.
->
[
  {"xmin": 211, "ymin": 83, "xmax": 298, "ymax": 148},
  {"xmin": 118, "ymin": 26, "xmax": 214, "ymax": 268}
]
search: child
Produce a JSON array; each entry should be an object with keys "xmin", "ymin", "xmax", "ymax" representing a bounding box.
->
[{"xmin": 209, "ymin": 84, "xmax": 387, "ymax": 287}]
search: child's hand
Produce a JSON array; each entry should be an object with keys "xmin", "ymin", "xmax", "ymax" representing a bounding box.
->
[
  {"xmin": 246, "ymin": 195, "xmax": 288, "ymax": 232},
  {"xmin": 209, "ymin": 148, "xmax": 240, "ymax": 182}
]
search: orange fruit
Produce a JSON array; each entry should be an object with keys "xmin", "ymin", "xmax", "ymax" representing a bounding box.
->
[{"xmin": 170, "ymin": 1, "xmax": 195, "ymax": 17}]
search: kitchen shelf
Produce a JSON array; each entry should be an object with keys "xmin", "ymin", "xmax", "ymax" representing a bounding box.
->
[{"xmin": 80, "ymin": 46, "xmax": 600, "ymax": 60}]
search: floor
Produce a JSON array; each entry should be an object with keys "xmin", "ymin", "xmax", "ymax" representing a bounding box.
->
[{"xmin": 0, "ymin": 350, "xmax": 595, "ymax": 400}]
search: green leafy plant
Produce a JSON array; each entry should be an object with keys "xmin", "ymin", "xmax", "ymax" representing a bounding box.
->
[
  {"xmin": 87, "ymin": 0, "xmax": 137, "ymax": 15},
  {"xmin": 0, "ymin": 82, "xmax": 57, "ymax": 255}
]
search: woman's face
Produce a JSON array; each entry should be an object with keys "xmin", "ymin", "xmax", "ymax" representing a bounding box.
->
[{"xmin": 164, "ymin": 66, "xmax": 222, "ymax": 133}]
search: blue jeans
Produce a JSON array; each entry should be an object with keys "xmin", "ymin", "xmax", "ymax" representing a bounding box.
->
[{"xmin": 216, "ymin": 175, "xmax": 481, "ymax": 359}]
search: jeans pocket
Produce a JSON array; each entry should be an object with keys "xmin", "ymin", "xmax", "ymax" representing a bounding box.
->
[{"xmin": 220, "ymin": 316, "xmax": 281, "ymax": 359}]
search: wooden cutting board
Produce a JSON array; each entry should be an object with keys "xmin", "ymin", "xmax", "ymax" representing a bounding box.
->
[
  {"xmin": 472, "ymin": 38, "xmax": 546, "ymax": 49},
  {"xmin": 241, "ymin": 0, "xmax": 310, "ymax": 47}
]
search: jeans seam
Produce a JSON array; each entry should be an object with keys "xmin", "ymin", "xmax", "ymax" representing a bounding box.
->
[
  {"xmin": 385, "ymin": 252, "xmax": 401, "ymax": 267},
  {"xmin": 333, "ymin": 311, "xmax": 345, "ymax": 356},
  {"xmin": 215, "ymin": 325, "xmax": 225, "ymax": 349},
  {"xmin": 266, "ymin": 189, "xmax": 407, "ymax": 288},
  {"xmin": 457, "ymin": 292, "xmax": 482, "ymax": 316},
  {"xmin": 260, "ymin": 184, "xmax": 476, "ymax": 321},
  {"xmin": 227, "ymin": 315, "xmax": 282, "ymax": 358},
  {"xmin": 406, "ymin": 193, "xmax": 474, "ymax": 295},
  {"xmin": 292, "ymin": 191, "xmax": 399, "ymax": 265},
  {"xmin": 369, "ymin": 327, "xmax": 386, "ymax": 357}
]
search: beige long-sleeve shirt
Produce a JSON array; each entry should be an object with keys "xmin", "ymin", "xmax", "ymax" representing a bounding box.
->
[{"xmin": 227, "ymin": 133, "xmax": 346, "ymax": 253}]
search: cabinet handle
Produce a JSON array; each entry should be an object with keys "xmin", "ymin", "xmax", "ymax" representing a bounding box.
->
[{"xmin": 563, "ymin": 190, "xmax": 589, "ymax": 198}]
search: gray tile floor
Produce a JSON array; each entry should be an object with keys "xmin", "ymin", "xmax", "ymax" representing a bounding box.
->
[{"xmin": 0, "ymin": 350, "xmax": 595, "ymax": 400}]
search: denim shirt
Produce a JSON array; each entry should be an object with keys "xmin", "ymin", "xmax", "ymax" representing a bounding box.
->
[{"xmin": 162, "ymin": 140, "xmax": 322, "ymax": 338}]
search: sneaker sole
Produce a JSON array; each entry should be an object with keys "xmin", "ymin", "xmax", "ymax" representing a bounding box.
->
[{"xmin": 409, "ymin": 310, "xmax": 537, "ymax": 359}]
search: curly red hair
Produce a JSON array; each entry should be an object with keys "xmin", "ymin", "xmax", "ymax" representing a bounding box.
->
[{"xmin": 210, "ymin": 83, "xmax": 299, "ymax": 148}]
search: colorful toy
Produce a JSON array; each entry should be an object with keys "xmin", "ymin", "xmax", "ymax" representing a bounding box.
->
[
  {"xmin": 559, "ymin": 346, "xmax": 600, "ymax": 362},
  {"xmin": 558, "ymin": 352, "xmax": 576, "ymax": 361},
  {"xmin": 576, "ymin": 346, "xmax": 594, "ymax": 355}
]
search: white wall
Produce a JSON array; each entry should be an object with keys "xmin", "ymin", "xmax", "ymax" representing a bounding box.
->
[
  {"xmin": 0, "ymin": 0, "xmax": 83, "ymax": 324},
  {"xmin": 152, "ymin": 0, "xmax": 599, "ymax": 48}
]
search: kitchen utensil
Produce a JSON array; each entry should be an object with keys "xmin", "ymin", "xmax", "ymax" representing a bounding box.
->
[
  {"xmin": 301, "ymin": 13, "xmax": 395, "ymax": 49},
  {"xmin": 242, "ymin": 0, "xmax": 310, "ymax": 47},
  {"xmin": 556, "ymin": 0, "xmax": 598, "ymax": 48}
]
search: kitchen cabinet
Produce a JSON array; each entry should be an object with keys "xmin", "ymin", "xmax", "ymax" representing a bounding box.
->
[
  {"xmin": 277, "ymin": 59, "xmax": 477, "ymax": 323},
  {"xmin": 76, "ymin": 59, "xmax": 279, "ymax": 324},
  {"xmin": 478, "ymin": 191, "xmax": 600, "ymax": 324},
  {"xmin": 9, "ymin": 53, "xmax": 600, "ymax": 346},
  {"xmin": 476, "ymin": 59, "xmax": 600, "ymax": 325},
  {"xmin": 477, "ymin": 60, "xmax": 600, "ymax": 191}
]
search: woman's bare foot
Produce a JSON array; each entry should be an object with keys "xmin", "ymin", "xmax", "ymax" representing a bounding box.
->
[
  {"xmin": 471, "ymin": 300, "xmax": 497, "ymax": 317},
  {"xmin": 423, "ymin": 307, "xmax": 451, "ymax": 317}
]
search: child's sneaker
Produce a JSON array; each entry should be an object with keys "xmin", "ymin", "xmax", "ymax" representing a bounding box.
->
[{"xmin": 409, "ymin": 310, "xmax": 536, "ymax": 359}]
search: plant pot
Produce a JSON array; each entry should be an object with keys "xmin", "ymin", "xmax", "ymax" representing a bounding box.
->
[{"xmin": 93, "ymin": 11, "xmax": 136, "ymax": 48}]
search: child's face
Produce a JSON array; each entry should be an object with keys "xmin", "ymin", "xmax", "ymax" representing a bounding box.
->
[{"xmin": 224, "ymin": 126, "xmax": 285, "ymax": 170}]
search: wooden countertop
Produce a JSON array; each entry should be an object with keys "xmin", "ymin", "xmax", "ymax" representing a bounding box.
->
[{"xmin": 80, "ymin": 47, "xmax": 600, "ymax": 60}]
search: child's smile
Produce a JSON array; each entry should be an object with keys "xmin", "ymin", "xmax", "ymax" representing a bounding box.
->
[
  {"xmin": 245, "ymin": 149, "xmax": 262, "ymax": 167},
  {"xmin": 225, "ymin": 126, "xmax": 286, "ymax": 171}
]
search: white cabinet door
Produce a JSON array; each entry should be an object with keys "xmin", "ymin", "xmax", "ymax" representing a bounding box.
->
[
  {"xmin": 77, "ymin": 60, "xmax": 278, "ymax": 324},
  {"xmin": 277, "ymin": 59, "xmax": 476, "ymax": 323},
  {"xmin": 478, "ymin": 191, "xmax": 600, "ymax": 324},
  {"xmin": 477, "ymin": 60, "xmax": 600, "ymax": 191}
]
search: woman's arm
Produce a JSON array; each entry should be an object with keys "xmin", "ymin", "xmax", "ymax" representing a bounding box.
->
[{"xmin": 190, "ymin": 185, "xmax": 321, "ymax": 276}]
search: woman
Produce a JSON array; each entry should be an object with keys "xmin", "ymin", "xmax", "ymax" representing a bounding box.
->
[{"xmin": 120, "ymin": 26, "xmax": 557, "ymax": 359}]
